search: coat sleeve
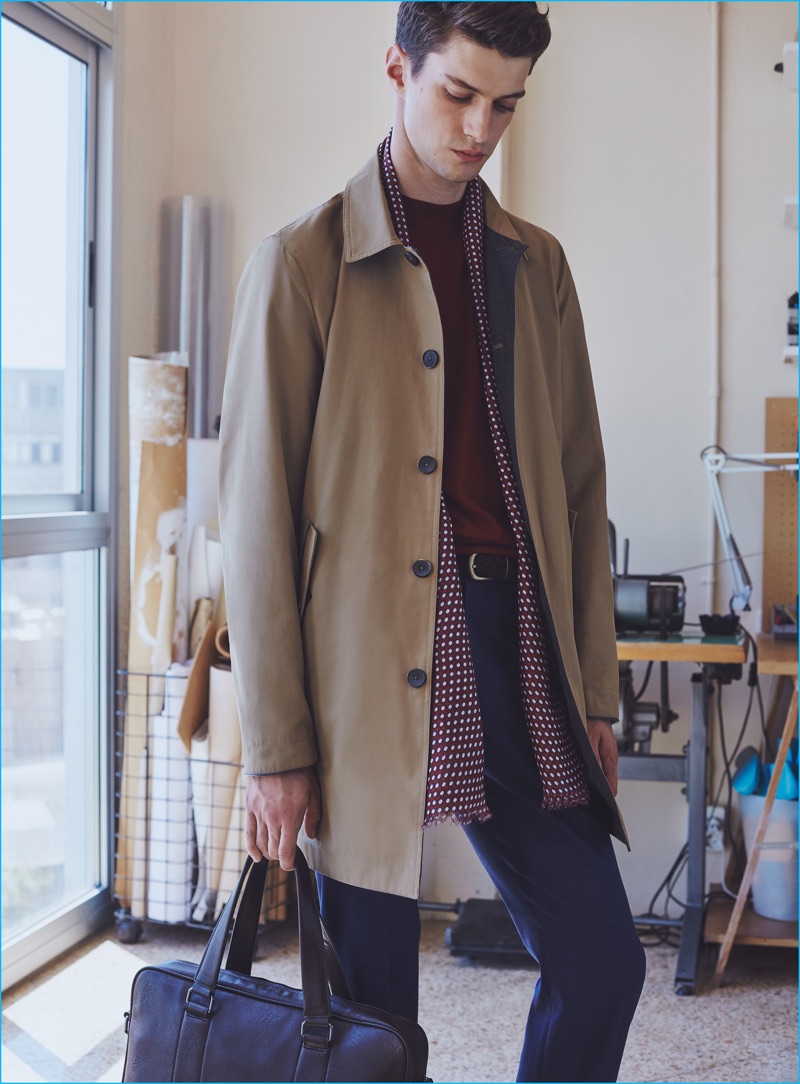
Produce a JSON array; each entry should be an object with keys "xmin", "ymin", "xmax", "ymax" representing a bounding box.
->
[
  {"xmin": 554, "ymin": 243, "xmax": 619, "ymax": 721},
  {"xmin": 218, "ymin": 234, "xmax": 324, "ymax": 773}
]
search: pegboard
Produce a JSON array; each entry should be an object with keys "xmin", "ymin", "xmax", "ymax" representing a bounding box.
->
[{"xmin": 762, "ymin": 397, "xmax": 798, "ymax": 631}]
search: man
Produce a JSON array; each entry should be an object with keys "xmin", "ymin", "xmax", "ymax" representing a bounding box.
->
[{"xmin": 219, "ymin": 4, "xmax": 645, "ymax": 1081}]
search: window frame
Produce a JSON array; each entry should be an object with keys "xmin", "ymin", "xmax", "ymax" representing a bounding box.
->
[{"xmin": 1, "ymin": 0, "xmax": 118, "ymax": 991}]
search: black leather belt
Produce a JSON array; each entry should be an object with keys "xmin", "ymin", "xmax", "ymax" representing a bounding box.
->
[{"xmin": 458, "ymin": 553, "xmax": 516, "ymax": 583}]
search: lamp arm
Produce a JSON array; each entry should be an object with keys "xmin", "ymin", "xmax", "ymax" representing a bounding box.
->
[{"xmin": 703, "ymin": 460, "xmax": 752, "ymax": 612}]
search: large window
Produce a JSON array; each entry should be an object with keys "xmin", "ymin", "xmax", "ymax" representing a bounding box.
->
[{"xmin": 1, "ymin": 1, "xmax": 116, "ymax": 990}]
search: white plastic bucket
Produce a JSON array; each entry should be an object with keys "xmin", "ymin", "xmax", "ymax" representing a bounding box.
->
[{"xmin": 739, "ymin": 794, "xmax": 799, "ymax": 922}]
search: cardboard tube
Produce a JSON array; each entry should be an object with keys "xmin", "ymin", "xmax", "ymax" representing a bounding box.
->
[
  {"xmin": 190, "ymin": 663, "xmax": 242, "ymax": 923},
  {"xmin": 151, "ymin": 552, "xmax": 177, "ymax": 676},
  {"xmin": 214, "ymin": 624, "xmax": 230, "ymax": 661},
  {"xmin": 147, "ymin": 699, "xmax": 193, "ymax": 923},
  {"xmin": 188, "ymin": 525, "xmax": 210, "ymax": 604},
  {"xmin": 189, "ymin": 597, "xmax": 214, "ymax": 659}
]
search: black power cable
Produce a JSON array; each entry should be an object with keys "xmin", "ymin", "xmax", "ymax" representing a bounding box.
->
[{"xmin": 633, "ymin": 642, "xmax": 775, "ymax": 946}]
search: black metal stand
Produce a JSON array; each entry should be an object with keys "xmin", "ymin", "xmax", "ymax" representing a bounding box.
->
[{"xmin": 620, "ymin": 666, "xmax": 726, "ymax": 994}]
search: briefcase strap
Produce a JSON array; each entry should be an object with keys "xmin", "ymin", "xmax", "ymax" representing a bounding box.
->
[{"xmin": 173, "ymin": 852, "xmax": 340, "ymax": 1082}]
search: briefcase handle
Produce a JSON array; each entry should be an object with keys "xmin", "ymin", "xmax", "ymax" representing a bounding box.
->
[
  {"xmin": 183, "ymin": 851, "xmax": 339, "ymax": 1047},
  {"xmin": 225, "ymin": 854, "xmax": 353, "ymax": 1000}
]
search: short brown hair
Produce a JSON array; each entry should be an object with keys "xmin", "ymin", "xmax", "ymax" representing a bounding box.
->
[{"xmin": 396, "ymin": 2, "xmax": 551, "ymax": 76}]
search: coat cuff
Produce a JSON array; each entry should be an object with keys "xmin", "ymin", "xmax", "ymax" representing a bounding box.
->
[
  {"xmin": 583, "ymin": 686, "xmax": 620, "ymax": 721},
  {"xmin": 242, "ymin": 734, "xmax": 319, "ymax": 776}
]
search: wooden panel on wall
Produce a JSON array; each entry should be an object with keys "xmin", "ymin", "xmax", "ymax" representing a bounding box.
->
[{"xmin": 762, "ymin": 398, "xmax": 798, "ymax": 632}]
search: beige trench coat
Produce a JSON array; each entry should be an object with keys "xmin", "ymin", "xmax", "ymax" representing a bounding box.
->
[{"xmin": 218, "ymin": 154, "xmax": 628, "ymax": 899}]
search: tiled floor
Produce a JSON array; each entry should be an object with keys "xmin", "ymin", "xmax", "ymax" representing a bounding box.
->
[{"xmin": 2, "ymin": 915, "xmax": 797, "ymax": 1083}]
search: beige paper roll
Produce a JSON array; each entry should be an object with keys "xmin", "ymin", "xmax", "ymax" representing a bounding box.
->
[
  {"xmin": 128, "ymin": 353, "xmax": 189, "ymax": 589},
  {"xmin": 189, "ymin": 597, "xmax": 214, "ymax": 659},
  {"xmin": 190, "ymin": 664, "xmax": 242, "ymax": 921},
  {"xmin": 119, "ymin": 356, "xmax": 188, "ymax": 913},
  {"xmin": 151, "ymin": 552, "xmax": 177, "ymax": 677}
]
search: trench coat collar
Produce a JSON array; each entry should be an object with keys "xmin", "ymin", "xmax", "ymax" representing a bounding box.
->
[{"xmin": 343, "ymin": 151, "xmax": 527, "ymax": 263}]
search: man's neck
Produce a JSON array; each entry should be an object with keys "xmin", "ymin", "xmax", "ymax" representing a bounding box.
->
[{"xmin": 389, "ymin": 126, "xmax": 468, "ymax": 205}]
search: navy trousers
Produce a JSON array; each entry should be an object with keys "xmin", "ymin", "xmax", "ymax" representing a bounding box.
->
[{"xmin": 318, "ymin": 576, "xmax": 646, "ymax": 1083}]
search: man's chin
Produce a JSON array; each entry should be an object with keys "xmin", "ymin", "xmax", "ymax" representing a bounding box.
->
[{"xmin": 439, "ymin": 160, "xmax": 486, "ymax": 184}]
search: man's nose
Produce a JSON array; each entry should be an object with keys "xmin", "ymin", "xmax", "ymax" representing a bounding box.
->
[{"xmin": 463, "ymin": 102, "xmax": 492, "ymax": 145}]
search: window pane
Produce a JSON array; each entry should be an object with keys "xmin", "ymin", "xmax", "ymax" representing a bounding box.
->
[
  {"xmin": 1, "ymin": 18, "xmax": 88, "ymax": 497},
  {"xmin": 2, "ymin": 551, "xmax": 100, "ymax": 941}
]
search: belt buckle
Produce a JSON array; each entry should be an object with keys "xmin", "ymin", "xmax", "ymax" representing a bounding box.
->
[{"xmin": 468, "ymin": 553, "xmax": 494, "ymax": 582}]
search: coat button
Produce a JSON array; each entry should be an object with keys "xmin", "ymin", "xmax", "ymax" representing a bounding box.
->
[
  {"xmin": 418, "ymin": 456, "xmax": 437, "ymax": 474},
  {"xmin": 413, "ymin": 560, "xmax": 433, "ymax": 578},
  {"xmin": 407, "ymin": 669, "xmax": 427, "ymax": 688},
  {"xmin": 404, "ymin": 250, "xmax": 421, "ymax": 266},
  {"xmin": 422, "ymin": 350, "xmax": 439, "ymax": 369}
]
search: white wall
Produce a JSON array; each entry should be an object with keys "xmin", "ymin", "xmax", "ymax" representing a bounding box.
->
[
  {"xmin": 116, "ymin": 2, "xmax": 177, "ymax": 653},
  {"xmin": 117, "ymin": 2, "xmax": 797, "ymax": 913},
  {"xmin": 172, "ymin": 1, "xmax": 397, "ymax": 328},
  {"xmin": 508, "ymin": 1, "xmax": 797, "ymax": 911}
]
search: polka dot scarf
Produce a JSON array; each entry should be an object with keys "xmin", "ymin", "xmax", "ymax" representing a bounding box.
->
[{"xmin": 378, "ymin": 135, "xmax": 590, "ymax": 824}]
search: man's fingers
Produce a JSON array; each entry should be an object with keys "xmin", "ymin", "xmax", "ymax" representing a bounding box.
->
[
  {"xmin": 244, "ymin": 769, "xmax": 319, "ymax": 866},
  {"xmin": 603, "ymin": 755, "xmax": 619, "ymax": 796},
  {"xmin": 277, "ymin": 827, "xmax": 298, "ymax": 871},
  {"xmin": 264, "ymin": 817, "xmax": 281, "ymax": 862},
  {"xmin": 304, "ymin": 788, "xmax": 322, "ymax": 840},
  {"xmin": 245, "ymin": 810, "xmax": 264, "ymax": 863}
]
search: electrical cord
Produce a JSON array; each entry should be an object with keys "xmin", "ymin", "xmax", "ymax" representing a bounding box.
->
[
  {"xmin": 713, "ymin": 683, "xmax": 749, "ymax": 895},
  {"xmin": 633, "ymin": 660, "xmax": 654, "ymax": 702},
  {"xmin": 633, "ymin": 844, "xmax": 687, "ymax": 948},
  {"xmin": 635, "ymin": 644, "xmax": 773, "ymax": 940},
  {"xmin": 740, "ymin": 627, "xmax": 773, "ymax": 759}
]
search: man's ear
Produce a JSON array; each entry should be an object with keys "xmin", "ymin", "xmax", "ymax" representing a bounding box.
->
[{"xmin": 386, "ymin": 43, "xmax": 410, "ymax": 96}]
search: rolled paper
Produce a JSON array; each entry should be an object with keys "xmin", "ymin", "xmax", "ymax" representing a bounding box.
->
[
  {"xmin": 177, "ymin": 620, "xmax": 216, "ymax": 754},
  {"xmin": 189, "ymin": 524, "xmax": 211, "ymax": 604},
  {"xmin": 189, "ymin": 597, "xmax": 214, "ymax": 659},
  {"xmin": 161, "ymin": 199, "xmax": 227, "ymax": 441},
  {"xmin": 189, "ymin": 726, "xmax": 212, "ymax": 923},
  {"xmin": 214, "ymin": 579, "xmax": 227, "ymax": 629},
  {"xmin": 120, "ymin": 420, "xmax": 188, "ymax": 912},
  {"xmin": 205, "ymin": 539, "xmax": 223, "ymax": 609},
  {"xmin": 185, "ymin": 441, "xmax": 220, "ymax": 662},
  {"xmin": 147, "ymin": 700, "xmax": 193, "ymax": 923},
  {"xmin": 151, "ymin": 552, "xmax": 177, "ymax": 676},
  {"xmin": 164, "ymin": 661, "xmax": 192, "ymax": 720},
  {"xmin": 214, "ymin": 624, "xmax": 231, "ymax": 661},
  {"xmin": 190, "ymin": 664, "xmax": 242, "ymax": 921},
  {"xmin": 187, "ymin": 438, "xmax": 220, "ymax": 533},
  {"xmin": 128, "ymin": 353, "xmax": 189, "ymax": 588}
]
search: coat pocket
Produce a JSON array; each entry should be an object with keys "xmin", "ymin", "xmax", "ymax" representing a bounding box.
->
[{"xmin": 298, "ymin": 523, "xmax": 319, "ymax": 619}]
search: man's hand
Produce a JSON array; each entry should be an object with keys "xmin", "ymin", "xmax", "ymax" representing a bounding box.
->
[
  {"xmin": 245, "ymin": 767, "xmax": 321, "ymax": 871},
  {"xmin": 587, "ymin": 718, "xmax": 619, "ymax": 796}
]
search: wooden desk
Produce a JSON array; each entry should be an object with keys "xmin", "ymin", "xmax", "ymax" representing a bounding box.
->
[
  {"xmin": 616, "ymin": 632, "xmax": 746, "ymax": 994},
  {"xmin": 712, "ymin": 634, "xmax": 798, "ymax": 982},
  {"xmin": 617, "ymin": 632, "xmax": 746, "ymax": 666},
  {"xmin": 755, "ymin": 633, "xmax": 798, "ymax": 676}
]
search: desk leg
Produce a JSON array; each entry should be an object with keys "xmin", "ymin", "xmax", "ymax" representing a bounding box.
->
[{"xmin": 674, "ymin": 671, "xmax": 708, "ymax": 995}]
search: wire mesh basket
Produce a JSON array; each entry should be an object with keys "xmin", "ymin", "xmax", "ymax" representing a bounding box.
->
[{"xmin": 113, "ymin": 669, "xmax": 291, "ymax": 942}]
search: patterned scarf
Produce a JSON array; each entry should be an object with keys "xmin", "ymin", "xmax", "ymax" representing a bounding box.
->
[{"xmin": 378, "ymin": 134, "xmax": 590, "ymax": 825}]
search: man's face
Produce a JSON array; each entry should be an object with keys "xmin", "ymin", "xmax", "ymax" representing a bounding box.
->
[{"xmin": 387, "ymin": 33, "xmax": 530, "ymax": 202}]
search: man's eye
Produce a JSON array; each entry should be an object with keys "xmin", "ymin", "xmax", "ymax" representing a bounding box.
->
[{"xmin": 445, "ymin": 89, "xmax": 471, "ymax": 104}]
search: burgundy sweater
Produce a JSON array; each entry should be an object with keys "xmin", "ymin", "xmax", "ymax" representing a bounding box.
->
[{"xmin": 403, "ymin": 194, "xmax": 515, "ymax": 557}]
